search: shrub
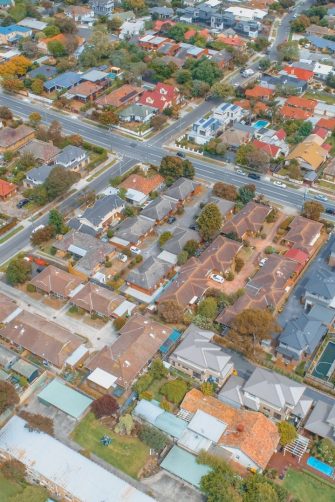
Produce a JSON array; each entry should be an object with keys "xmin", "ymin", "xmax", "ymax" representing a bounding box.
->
[
  {"xmin": 139, "ymin": 425, "xmax": 169, "ymax": 452},
  {"xmin": 91, "ymin": 395, "xmax": 119, "ymax": 418},
  {"xmin": 161, "ymin": 378, "xmax": 188, "ymax": 405},
  {"xmin": 279, "ymin": 216, "xmax": 294, "ymax": 230},
  {"xmin": 234, "ymin": 256, "xmax": 244, "ymax": 273},
  {"xmin": 26, "ymin": 283, "xmax": 36, "ymax": 293},
  {"xmin": 19, "ymin": 411, "xmax": 54, "ymax": 435},
  {"xmin": 105, "ymin": 260, "xmax": 112, "ymax": 268},
  {"xmin": 225, "ymin": 270, "xmax": 235, "ymax": 281},
  {"xmin": 265, "ymin": 246, "xmax": 277, "ymax": 254},
  {"xmin": 200, "ymin": 382, "xmax": 215, "ymax": 396},
  {"xmin": 113, "ymin": 316, "xmax": 126, "ymax": 330},
  {"xmin": 133, "ymin": 373, "xmax": 153, "ymax": 394},
  {"xmin": 265, "ymin": 208, "xmax": 278, "ymax": 223},
  {"xmin": 160, "ymin": 398, "xmax": 172, "ymax": 411},
  {"xmin": 139, "ymin": 391, "xmax": 153, "ymax": 401}
]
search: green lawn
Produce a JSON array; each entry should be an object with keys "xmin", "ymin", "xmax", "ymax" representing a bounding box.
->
[
  {"xmin": 283, "ymin": 469, "xmax": 335, "ymax": 502},
  {"xmin": 0, "ymin": 473, "xmax": 49, "ymax": 502},
  {"xmin": 72, "ymin": 413, "xmax": 150, "ymax": 479},
  {"xmin": 0, "ymin": 474, "xmax": 21, "ymax": 502}
]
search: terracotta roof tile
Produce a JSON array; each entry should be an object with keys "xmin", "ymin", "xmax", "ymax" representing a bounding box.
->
[
  {"xmin": 281, "ymin": 105, "xmax": 311, "ymax": 121},
  {"xmin": 120, "ymin": 173, "xmax": 164, "ymax": 195},
  {"xmin": 0, "ymin": 179, "xmax": 16, "ymax": 197},
  {"xmin": 285, "ymin": 95, "xmax": 317, "ymax": 111}
]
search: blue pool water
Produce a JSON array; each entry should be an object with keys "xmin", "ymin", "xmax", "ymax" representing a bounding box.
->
[
  {"xmin": 253, "ymin": 120, "xmax": 269, "ymax": 129},
  {"xmin": 307, "ymin": 456, "xmax": 334, "ymax": 477}
]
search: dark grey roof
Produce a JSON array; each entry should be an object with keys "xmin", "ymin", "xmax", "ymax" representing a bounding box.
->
[
  {"xmin": 170, "ymin": 324, "xmax": 232, "ymax": 376},
  {"xmin": 68, "ymin": 219, "xmax": 98, "ymax": 237},
  {"xmin": 304, "ymin": 400, "xmax": 335, "ymax": 439},
  {"xmin": 149, "ymin": 6, "xmax": 173, "ymax": 15},
  {"xmin": 114, "ymin": 216, "xmax": 153, "ymax": 244},
  {"xmin": 28, "ymin": 65, "xmax": 58, "ymax": 80},
  {"xmin": 218, "ymin": 375, "xmax": 245, "ymax": 408},
  {"xmin": 127, "ymin": 256, "xmax": 170, "ymax": 290},
  {"xmin": 308, "ymin": 304, "xmax": 335, "ymax": 325},
  {"xmin": 164, "ymin": 177, "xmax": 197, "ymax": 202},
  {"xmin": 141, "ymin": 196, "xmax": 177, "ymax": 221},
  {"xmin": 162, "ymin": 226, "xmax": 200, "ymax": 255},
  {"xmin": 81, "ymin": 194, "xmax": 125, "ymax": 229},
  {"xmin": 26, "ymin": 164, "xmax": 53, "ymax": 184},
  {"xmin": 54, "ymin": 145, "xmax": 87, "ymax": 168},
  {"xmin": 278, "ymin": 314, "xmax": 327, "ymax": 355},
  {"xmin": 305, "ymin": 269, "xmax": 335, "ymax": 300},
  {"xmin": 243, "ymin": 367, "xmax": 306, "ymax": 409},
  {"xmin": 209, "ymin": 196, "xmax": 235, "ymax": 218}
]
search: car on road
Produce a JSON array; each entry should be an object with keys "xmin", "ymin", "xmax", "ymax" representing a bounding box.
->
[
  {"xmin": 17, "ymin": 198, "xmax": 29, "ymax": 209},
  {"xmin": 167, "ymin": 216, "xmax": 176, "ymax": 224},
  {"xmin": 242, "ymin": 69, "xmax": 255, "ymax": 78},
  {"xmin": 210, "ymin": 273, "xmax": 225, "ymax": 284},
  {"xmin": 273, "ymin": 181, "xmax": 287, "ymax": 188},
  {"xmin": 130, "ymin": 246, "xmax": 141, "ymax": 255},
  {"xmin": 259, "ymin": 258, "xmax": 268, "ymax": 267},
  {"xmin": 31, "ymin": 224, "xmax": 45, "ymax": 234},
  {"xmin": 248, "ymin": 172, "xmax": 261, "ymax": 180},
  {"xmin": 326, "ymin": 208, "xmax": 335, "ymax": 215},
  {"xmin": 314, "ymin": 194, "xmax": 328, "ymax": 202},
  {"xmin": 236, "ymin": 169, "xmax": 246, "ymax": 176},
  {"xmin": 177, "ymin": 152, "xmax": 185, "ymax": 158}
]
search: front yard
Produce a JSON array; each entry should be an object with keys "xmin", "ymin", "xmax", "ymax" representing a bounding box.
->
[
  {"xmin": 283, "ymin": 469, "xmax": 335, "ymax": 502},
  {"xmin": 72, "ymin": 413, "xmax": 150, "ymax": 479}
]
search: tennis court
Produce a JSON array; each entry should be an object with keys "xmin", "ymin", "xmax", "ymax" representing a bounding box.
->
[{"xmin": 312, "ymin": 341, "xmax": 335, "ymax": 381}]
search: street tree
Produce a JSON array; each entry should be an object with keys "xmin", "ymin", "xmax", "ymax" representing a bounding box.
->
[
  {"xmin": 28, "ymin": 112, "xmax": 41, "ymax": 126},
  {"xmin": 0, "ymin": 381, "xmax": 19, "ymax": 414},
  {"xmin": 210, "ymin": 82, "xmax": 234, "ymax": 99},
  {"xmin": 159, "ymin": 156, "xmax": 194, "ymax": 183},
  {"xmin": 0, "ymin": 106, "xmax": 12, "ymax": 120},
  {"xmin": 277, "ymin": 41, "xmax": 299, "ymax": 61},
  {"xmin": 158, "ymin": 299, "xmax": 184, "ymax": 323},
  {"xmin": 303, "ymin": 200, "xmax": 324, "ymax": 221},
  {"xmin": 238, "ymin": 184, "xmax": 256, "ymax": 205},
  {"xmin": 6, "ymin": 256, "xmax": 32, "ymax": 285},
  {"xmin": 150, "ymin": 114, "xmax": 167, "ymax": 131},
  {"xmin": 229, "ymin": 308, "xmax": 281, "ymax": 355},
  {"xmin": 213, "ymin": 182, "xmax": 237, "ymax": 201},
  {"xmin": 47, "ymin": 120, "xmax": 62, "ymax": 144},
  {"xmin": 99, "ymin": 110, "xmax": 119, "ymax": 126},
  {"xmin": 107, "ymin": 17, "xmax": 123, "ymax": 32},
  {"xmin": 44, "ymin": 166, "xmax": 80, "ymax": 201},
  {"xmin": 197, "ymin": 203, "xmax": 222, "ymax": 240},
  {"xmin": 31, "ymin": 78, "xmax": 44, "ymax": 95},
  {"xmin": 49, "ymin": 209, "xmax": 64, "ymax": 234},
  {"xmin": 30, "ymin": 225, "xmax": 55, "ymax": 246}
]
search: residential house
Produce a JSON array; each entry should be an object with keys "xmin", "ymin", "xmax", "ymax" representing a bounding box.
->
[
  {"xmin": 11, "ymin": 359, "xmax": 39, "ymax": 383},
  {"xmin": 304, "ymin": 400, "xmax": 335, "ymax": 441},
  {"xmin": 245, "ymin": 86, "xmax": 274, "ymax": 100},
  {"xmin": 53, "ymin": 230, "xmax": 115, "ymax": 279},
  {"xmin": 281, "ymin": 66, "xmax": 314, "ymax": 82},
  {"xmin": 158, "ymin": 226, "xmax": 201, "ymax": 264},
  {"xmin": 170, "ymin": 324, "xmax": 234, "ymax": 386},
  {"xmin": 110, "ymin": 216, "xmax": 154, "ymax": 248},
  {"xmin": 303, "ymin": 268, "xmax": 335, "ymax": 310},
  {"xmin": 0, "ymin": 0, "xmax": 14, "ymax": 8},
  {"xmin": 54, "ymin": 145, "xmax": 89, "ymax": 172},
  {"xmin": 44, "ymin": 72, "xmax": 82, "ymax": 93},
  {"xmin": 252, "ymin": 139, "xmax": 281, "ymax": 159},
  {"xmin": 306, "ymin": 24, "xmax": 335, "ymax": 37},
  {"xmin": 221, "ymin": 201, "xmax": 271, "ymax": 240},
  {"xmin": 0, "ymin": 24, "xmax": 31, "ymax": 44},
  {"xmin": 287, "ymin": 136, "xmax": 328, "ymax": 173},
  {"xmin": 316, "ymin": 117, "xmax": 335, "ymax": 131},
  {"xmin": 163, "ymin": 177, "xmax": 198, "ymax": 204},
  {"xmin": 29, "ymin": 265, "xmax": 83, "ymax": 300},
  {"xmin": 27, "ymin": 65, "xmax": 58, "ymax": 80},
  {"xmin": 208, "ymin": 196, "xmax": 235, "ymax": 220},
  {"xmin": 150, "ymin": 6, "xmax": 174, "ymax": 19},
  {"xmin": 219, "ymin": 126, "xmax": 252, "ymax": 150},
  {"xmin": 140, "ymin": 196, "xmax": 177, "ymax": 223},
  {"xmin": 17, "ymin": 18, "xmax": 47, "ymax": 31},
  {"xmin": 281, "ymin": 105, "xmax": 312, "ymax": 121},
  {"xmin": 0, "ymin": 179, "xmax": 17, "ymax": 200},
  {"xmin": 179, "ymin": 388, "xmax": 279, "ymax": 471},
  {"xmin": 219, "ymin": 367, "xmax": 312, "ymax": 421},
  {"xmin": 127, "ymin": 256, "xmax": 172, "ymax": 296},
  {"xmin": 65, "ymin": 5, "xmax": 94, "ymax": 23},
  {"xmin": 81, "ymin": 70, "xmax": 109, "ymax": 85},
  {"xmin": 139, "ymin": 83, "xmax": 181, "ymax": 112},
  {"xmin": 38, "ymin": 34, "xmax": 84, "ymax": 55},
  {"xmin": 76, "ymin": 194, "xmax": 125, "ymax": 232},
  {"xmin": 0, "ymin": 293, "xmax": 21, "ymax": 324},
  {"xmin": 119, "ymin": 19, "xmax": 145, "ymax": 40},
  {"xmin": 307, "ymin": 35, "xmax": 335, "ymax": 53},
  {"xmin": 0, "ymin": 125, "xmax": 34, "ymax": 153},
  {"xmin": 70, "ymin": 282, "xmax": 136, "ymax": 319},
  {"xmin": 188, "ymin": 116, "xmax": 222, "ymax": 145},
  {"xmin": 95, "ymin": 84, "xmax": 143, "ymax": 109},
  {"xmin": 212, "ymin": 102, "xmax": 245, "ymax": 127},
  {"xmin": 0, "ymin": 345, "xmax": 18, "ymax": 370},
  {"xmin": 283, "ymin": 216, "xmax": 322, "ymax": 255},
  {"xmin": 139, "ymin": 35, "xmax": 171, "ymax": 51},
  {"xmin": 90, "ymin": 0, "xmax": 114, "ymax": 17},
  {"xmin": 217, "ymin": 254, "xmax": 299, "ymax": 326},
  {"xmin": 157, "ymin": 236, "xmax": 241, "ymax": 308},
  {"xmin": 86, "ymin": 314, "xmax": 173, "ymax": 389},
  {"xmin": 119, "ymin": 104, "xmax": 158, "ymax": 123},
  {"xmin": 0, "ymin": 311, "xmax": 84, "ymax": 368},
  {"xmin": 25, "ymin": 164, "xmax": 53, "ymax": 188},
  {"xmin": 253, "ymin": 128, "xmax": 288, "ymax": 156},
  {"xmin": 20, "ymin": 139, "xmax": 60, "ymax": 164},
  {"xmin": 217, "ymin": 33, "xmax": 246, "ymax": 48},
  {"xmin": 285, "ymin": 95, "xmax": 317, "ymax": 113},
  {"xmin": 277, "ymin": 312, "xmax": 328, "ymax": 361},
  {"xmin": 120, "ymin": 173, "xmax": 164, "ymax": 205},
  {"xmin": 313, "ymin": 62, "xmax": 334, "ymax": 81},
  {"xmin": 66, "ymin": 81, "xmax": 104, "ymax": 102}
]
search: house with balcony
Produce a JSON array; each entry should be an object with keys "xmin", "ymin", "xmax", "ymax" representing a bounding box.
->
[{"xmin": 212, "ymin": 102, "xmax": 246, "ymax": 127}]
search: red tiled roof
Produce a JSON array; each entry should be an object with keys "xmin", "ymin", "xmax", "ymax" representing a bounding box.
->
[
  {"xmin": 283, "ymin": 67, "xmax": 314, "ymax": 81},
  {"xmin": 252, "ymin": 139, "xmax": 280, "ymax": 157},
  {"xmin": 276, "ymin": 128, "xmax": 286, "ymax": 140},
  {"xmin": 120, "ymin": 173, "xmax": 164, "ymax": 195},
  {"xmin": 245, "ymin": 86, "xmax": 274, "ymax": 99},
  {"xmin": 0, "ymin": 179, "xmax": 16, "ymax": 197},
  {"xmin": 313, "ymin": 127, "xmax": 328, "ymax": 139},
  {"xmin": 154, "ymin": 20, "xmax": 175, "ymax": 31},
  {"xmin": 234, "ymin": 99, "xmax": 250, "ymax": 110},
  {"xmin": 323, "ymin": 143, "xmax": 332, "ymax": 152},
  {"xmin": 281, "ymin": 105, "xmax": 311, "ymax": 121},
  {"xmin": 184, "ymin": 28, "xmax": 209, "ymax": 40},
  {"xmin": 316, "ymin": 118, "xmax": 335, "ymax": 130},
  {"xmin": 285, "ymin": 95, "xmax": 317, "ymax": 111},
  {"xmin": 285, "ymin": 248, "xmax": 309, "ymax": 265},
  {"xmin": 217, "ymin": 35, "xmax": 246, "ymax": 47},
  {"xmin": 139, "ymin": 82, "xmax": 179, "ymax": 112},
  {"xmin": 254, "ymin": 101, "xmax": 269, "ymax": 114}
]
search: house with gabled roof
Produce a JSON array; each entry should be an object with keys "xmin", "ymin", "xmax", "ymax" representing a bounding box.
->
[
  {"xmin": 221, "ymin": 201, "xmax": 271, "ymax": 240},
  {"xmin": 29, "ymin": 265, "xmax": 83, "ymax": 300},
  {"xmin": 127, "ymin": 256, "xmax": 172, "ymax": 296},
  {"xmin": 20, "ymin": 139, "xmax": 60, "ymax": 164},
  {"xmin": 304, "ymin": 400, "xmax": 335, "ymax": 441},
  {"xmin": 282, "ymin": 216, "xmax": 322, "ymax": 255},
  {"xmin": 139, "ymin": 83, "xmax": 181, "ymax": 112},
  {"xmin": 140, "ymin": 196, "xmax": 177, "ymax": 223}
]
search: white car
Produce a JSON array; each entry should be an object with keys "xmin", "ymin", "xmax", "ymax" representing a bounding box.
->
[
  {"xmin": 259, "ymin": 258, "xmax": 268, "ymax": 267},
  {"xmin": 118, "ymin": 253, "xmax": 128, "ymax": 263},
  {"xmin": 210, "ymin": 274, "xmax": 225, "ymax": 284},
  {"xmin": 31, "ymin": 224, "xmax": 45, "ymax": 234},
  {"xmin": 273, "ymin": 181, "xmax": 287, "ymax": 188},
  {"xmin": 236, "ymin": 169, "xmax": 247, "ymax": 176},
  {"xmin": 130, "ymin": 246, "xmax": 141, "ymax": 255}
]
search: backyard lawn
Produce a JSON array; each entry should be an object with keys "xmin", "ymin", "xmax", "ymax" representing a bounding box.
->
[
  {"xmin": 0, "ymin": 473, "xmax": 49, "ymax": 502},
  {"xmin": 72, "ymin": 413, "xmax": 150, "ymax": 479},
  {"xmin": 283, "ymin": 469, "xmax": 335, "ymax": 502}
]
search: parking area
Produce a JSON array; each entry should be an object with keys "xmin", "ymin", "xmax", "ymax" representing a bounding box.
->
[{"xmin": 143, "ymin": 470, "xmax": 204, "ymax": 502}]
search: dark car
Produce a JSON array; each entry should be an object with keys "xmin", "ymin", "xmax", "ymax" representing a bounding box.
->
[
  {"xmin": 16, "ymin": 198, "xmax": 29, "ymax": 209},
  {"xmin": 177, "ymin": 152, "xmax": 185, "ymax": 158},
  {"xmin": 326, "ymin": 208, "xmax": 335, "ymax": 215},
  {"xmin": 167, "ymin": 216, "xmax": 176, "ymax": 224},
  {"xmin": 248, "ymin": 173, "xmax": 261, "ymax": 180},
  {"xmin": 189, "ymin": 224, "xmax": 198, "ymax": 231}
]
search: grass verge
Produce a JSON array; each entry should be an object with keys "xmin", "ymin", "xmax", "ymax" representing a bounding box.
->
[{"xmin": 0, "ymin": 226, "xmax": 24, "ymax": 245}]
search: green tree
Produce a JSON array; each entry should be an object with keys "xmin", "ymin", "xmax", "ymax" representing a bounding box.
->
[
  {"xmin": 168, "ymin": 24, "xmax": 186, "ymax": 42},
  {"xmin": 31, "ymin": 225, "xmax": 55, "ymax": 246},
  {"xmin": 48, "ymin": 209, "xmax": 64, "ymax": 234},
  {"xmin": 177, "ymin": 250, "xmax": 188, "ymax": 265},
  {"xmin": 278, "ymin": 421, "xmax": 297, "ymax": 446},
  {"xmin": 9, "ymin": 485, "xmax": 48, "ymax": 502},
  {"xmin": 0, "ymin": 381, "xmax": 19, "ymax": 414},
  {"xmin": 258, "ymin": 58, "xmax": 271, "ymax": 71},
  {"xmin": 200, "ymin": 381, "xmax": 215, "ymax": 396},
  {"xmin": 197, "ymin": 203, "xmax": 222, "ymax": 240},
  {"xmin": 44, "ymin": 25, "xmax": 61, "ymax": 37},
  {"xmin": 28, "ymin": 111, "xmax": 41, "ymax": 126},
  {"xmin": 238, "ymin": 184, "xmax": 256, "ymax": 205},
  {"xmin": 99, "ymin": 110, "xmax": 119, "ymax": 126},
  {"xmin": 159, "ymin": 231, "xmax": 172, "ymax": 247},
  {"xmin": 175, "ymin": 69, "xmax": 192, "ymax": 84},
  {"xmin": 6, "ymin": 256, "xmax": 32, "ymax": 285},
  {"xmin": 303, "ymin": 201, "xmax": 324, "ymax": 221},
  {"xmin": 150, "ymin": 114, "xmax": 167, "ymax": 131},
  {"xmin": 189, "ymin": 58, "xmax": 222, "ymax": 86},
  {"xmin": 47, "ymin": 40, "xmax": 67, "ymax": 57},
  {"xmin": 115, "ymin": 414, "xmax": 134, "ymax": 435},
  {"xmin": 210, "ymin": 82, "xmax": 234, "ymax": 99},
  {"xmin": 161, "ymin": 378, "xmax": 188, "ymax": 404},
  {"xmin": 107, "ymin": 17, "xmax": 123, "ymax": 32},
  {"xmin": 150, "ymin": 358, "xmax": 168, "ymax": 379},
  {"xmin": 291, "ymin": 15, "xmax": 310, "ymax": 32},
  {"xmin": 183, "ymin": 239, "xmax": 199, "ymax": 256},
  {"xmin": 198, "ymin": 297, "xmax": 218, "ymax": 319},
  {"xmin": 139, "ymin": 425, "xmax": 169, "ymax": 452},
  {"xmin": 277, "ymin": 41, "xmax": 299, "ymax": 61},
  {"xmin": 0, "ymin": 106, "xmax": 12, "ymax": 120},
  {"xmin": 44, "ymin": 166, "xmax": 79, "ymax": 201}
]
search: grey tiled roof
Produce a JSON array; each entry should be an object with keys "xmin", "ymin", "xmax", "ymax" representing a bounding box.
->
[
  {"xmin": 127, "ymin": 256, "xmax": 170, "ymax": 291},
  {"xmin": 164, "ymin": 177, "xmax": 197, "ymax": 202},
  {"xmin": 141, "ymin": 196, "xmax": 176, "ymax": 221},
  {"xmin": 305, "ymin": 269, "xmax": 335, "ymax": 300},
  {"xmin": 81, "ymin": 194, "xmax": 125, "ymax": 228},
  {"xmin": 162, "ymin": 226, "xmax": 200, "ymax": 255},
  {"xmin": 114, "ymin": 216, "xmax": 153, "ymax": 244},
  {"xmin": 278, "ymin": 314, "xmax": 327, "ymax": 355},
  {"xmin": 304, "ymin": 400, "xmax": 335, "ymax": 438}
]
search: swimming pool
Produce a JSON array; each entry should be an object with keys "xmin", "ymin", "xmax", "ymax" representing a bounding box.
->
[
  {"xmin": 252, "ymin": 120, "xmax": 270, "ymax": 129},
  {"xmin": 312, "ymin": 341, "xmax": 335, "ymax": 381},
  {"xmin": 307, "ymin": 456, "xmax": 334, "ymax": 477}
]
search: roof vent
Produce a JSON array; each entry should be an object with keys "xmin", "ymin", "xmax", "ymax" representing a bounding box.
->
[{"xmin": 236, "ymin": 424, "xmax": 244, "ymax": 433}]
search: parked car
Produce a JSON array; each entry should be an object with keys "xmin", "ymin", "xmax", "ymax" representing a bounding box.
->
[
  {"xmin": 167, "ymin": 216, "xmax": 176, "ymax": 224},
  {"xmin": 314, "ymin": 194, "xmax": 328, "ymax": 202},
  {"xmin": 118, "ymin": 253, "xmax": 128, "ymax": 262},
  {"xmin": 259, "ymin": 258, "xmax": 268, "ymax": 267},
  {"xmin": 130, "ymin": 246, "xmax": 141, "ymax": 255},
  {"xmin": 236, "ymin": 169, "xmax": 247, "ymax": 176},
  {"xmin": 210, "ymin": 273, "xmax": 225, "ymax": 284},
  {"xmin": 17, "ymin": 198, "xmax": 29, "ymax": 209},
  {"xmin": 189, "ymin": 223, "xmax": 198, "ymax": 231},
  {"xmin": 273, "ymin": 181, "xmax": 287, "ymax": 188},
  {"xmin": 326, "ymin": 208, "xmax": 335, "ymax": 215},
  {"xmin": 248, "ymin": 172, "xmax": 261, "ymax": 180},
  {"xmin": 177, "ymin": 152, "xmax": 185, "ymax": 158},
  {"xmin": 31, "ymin": 224, "xmax": 45, "ymax": 234},
  {"xmin": 242, "ymin": 68, "xmax": 255, "ymax": 78}
]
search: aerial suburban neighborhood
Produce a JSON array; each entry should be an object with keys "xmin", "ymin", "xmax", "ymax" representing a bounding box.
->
[{"xmin": 1, "ymin": 0, "xmax": 335, "ymax": 500}]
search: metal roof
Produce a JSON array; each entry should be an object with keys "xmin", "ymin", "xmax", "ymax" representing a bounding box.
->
[{"xmin": 38, "ymin": 379, "xmax": 92, "ymax": 419}]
